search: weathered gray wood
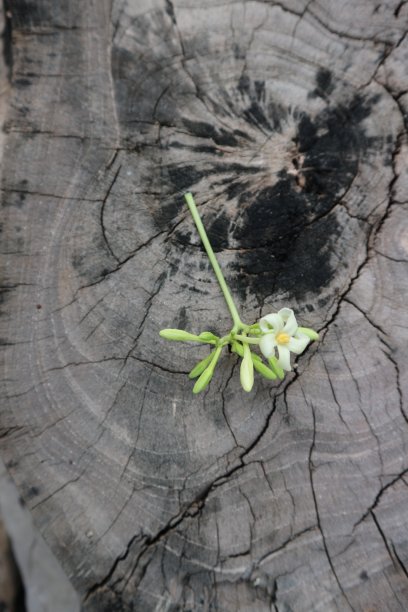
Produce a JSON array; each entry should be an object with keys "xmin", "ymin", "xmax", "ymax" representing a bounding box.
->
[
  {"xmin": 0, "ymin": 459, "xmax": 80, "ymax": 612},
  {"xmin": 1, "ymin": 0, "xmax": 408, "ymax": 610},
  {"xmin": 0, "ymin": 5, "xmax": 78, "ymax": 611}
]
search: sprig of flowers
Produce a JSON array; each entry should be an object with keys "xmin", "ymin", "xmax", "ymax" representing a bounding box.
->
[{"xmin": 160, "ymin": 193, "xmax": 319, "ymax": 393}]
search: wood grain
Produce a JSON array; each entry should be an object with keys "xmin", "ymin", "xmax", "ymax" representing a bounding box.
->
[{"xmin": 1, "ymin": 0, "xmax": 408, "ymax": 610}]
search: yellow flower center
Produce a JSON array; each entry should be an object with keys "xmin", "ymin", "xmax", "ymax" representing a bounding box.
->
[{"xmin": 276, "ymin": 332, "xmax": 290, "ymax": 345}]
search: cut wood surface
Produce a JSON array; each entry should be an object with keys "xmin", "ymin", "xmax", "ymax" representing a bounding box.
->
[{"xmin": 1, "ymin": 1, "xmax": 408, "ymax": 610}]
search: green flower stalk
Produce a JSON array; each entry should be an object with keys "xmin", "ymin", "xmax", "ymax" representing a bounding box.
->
[
  {"xmin": 160, "ymin": 192, "xmax": 319, "ymax": 393},
  {"xmin": 184, "ymin": 192, "xmax": 242, "ymax": 332}
]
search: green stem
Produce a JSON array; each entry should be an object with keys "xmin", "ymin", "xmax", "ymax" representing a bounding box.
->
[
  {"xmin": 218, "ymin": 334, "xmax": 232, "ymax": 346},
  {"xmin": 185, "ymin": 192, "xmax": 242, "ymax": 330},
  {"xmin": 210, "ymin": 346, "xmax": 223, "ymax": 370},
  {"xmin": 234, "ymin": 334, "xmax": 260, "ymax": 345}
]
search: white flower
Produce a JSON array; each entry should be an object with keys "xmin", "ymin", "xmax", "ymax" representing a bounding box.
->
[{"xmin": 259, "ymin": 308, "xmax": 310, "ymax": 371}]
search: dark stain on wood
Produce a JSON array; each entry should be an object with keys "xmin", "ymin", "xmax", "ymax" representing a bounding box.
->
[
  {"xmin": 164, "ymin": 0, "xmax": 177, "ymax": 26},
  {"xmin": 176, "ymin": 305, "xmax": 188, "ymax": 330},
  {"xmin": 11, "ymin": 0, "xmax": 45, "ymax": 28},
  {"xmin": 152, "ymin": 74, "xmax": 382, "ymax": 302},
  {"xmin": 25, "ymin": 485, "xmax": 40, "ymax": 500},
  {"xmin": 108, "ymin": 10, "xmax": 386, "ymax": 302},
  {"xmin": 182, "ymin": 119, "xmax": 240, "ymax": 147},
  {"xmin": 14, "ymin": 78, "xmax": 31, "ymax": 88},
  {"xmin": 310, "ymin": 68, "xmax": 335, "ymax": 99}
]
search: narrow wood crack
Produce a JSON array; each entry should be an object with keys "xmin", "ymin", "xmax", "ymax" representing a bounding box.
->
[
  {"xmin": 99, "ymin": 165, "xmax": 122, "ymax": 263},
  {"xmin": 308, "ymin": 402, "xmax": 355, "ymax": 611},
  {"xmin": 353, "ymin": 468, "xmax": 408, "ymax": 529}
]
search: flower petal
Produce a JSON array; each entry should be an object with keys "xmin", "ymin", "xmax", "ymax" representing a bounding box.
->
[
  {"xmin": 277, "ymin": 345, "xmax": 292, "ymax": 371},
  {"xmin": 278, "ymin": 308, "xmax": 298, "ymax": 336},
  {"xmin": 259, "ymin": 334, "xmax": 276, "ymax": 358},
  {"xmin": 287, "ymin": 335, "xmax": 310, "ymax": 355},
  {"xmin": 259, "ymin": 313, "xmax": 283, "ymax": 333}
]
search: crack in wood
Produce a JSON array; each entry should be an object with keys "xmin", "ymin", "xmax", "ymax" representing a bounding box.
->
[
  {"xmin": 307, "ymin": 402, "xmax": 355, "ymax": 611},
  {"xmin": 99, "ymin": 165, "xmax": 122, "ymax": 263},
  {"xmin": 353, "ymin": 468, "xmax": 408, "ymax": 529}
]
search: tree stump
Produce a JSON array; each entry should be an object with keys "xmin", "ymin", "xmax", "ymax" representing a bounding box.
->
[{"xmin": 1, "ymin": 1, "xmax": 408, "ymax": 610}]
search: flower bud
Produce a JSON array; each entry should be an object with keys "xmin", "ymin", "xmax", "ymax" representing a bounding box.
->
[
  {"xmin": 297, "ymin": 327, "xmax": 319, "ymax": 341},
  {"xmin": 198, "ymin": 331, "xmax": 219, "ymax": 343},
  {"xmin": 232, "ymin": 341, "xmax": 244, "ymax": 357},
  {"xmin": 252, "ymin": 359, "xmax": 277, "ymax": 380},
  {"xmin": 193, "ymin": 364, "xmax": 214, "ymax": 394},
  {"xmin": 268, "ymin": 356, "xmax": 285, "ymax": 380},
  {"xmin": 189, "ymin": 351, "xmax": 215, "ymax": 379},
  {"xmin": 240, "ymin": 344, "xmax": 254, "ymax": 392},
  {"xmin": 159, "ymin": 329, "xmax": 203, "ymax": 342}
]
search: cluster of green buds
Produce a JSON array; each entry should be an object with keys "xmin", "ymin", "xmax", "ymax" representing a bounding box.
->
[
  {"xmin": 160, "ymin": 193, "xmax": 319, "ymax": 394},
  {"xmin": 160, "ymin": 308, "xmax": 318, "ymax": 393}
]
